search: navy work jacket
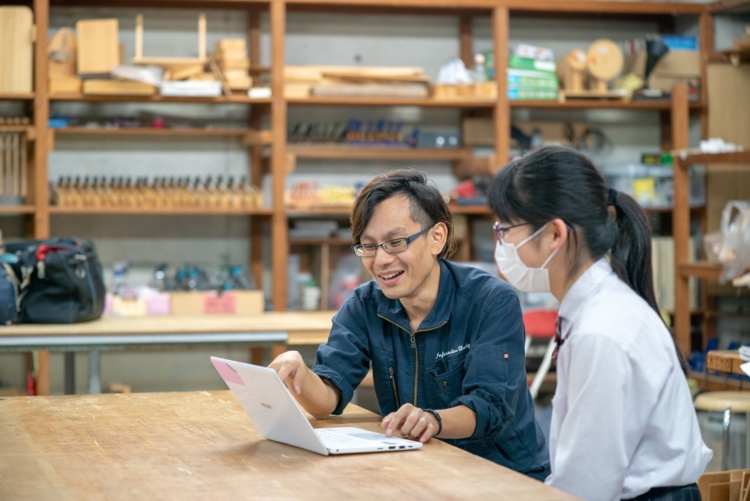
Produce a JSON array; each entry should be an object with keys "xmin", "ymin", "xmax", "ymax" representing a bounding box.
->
[{"xmin": 312, "ymin": 260, "xmax": 550, "ymax": 480}]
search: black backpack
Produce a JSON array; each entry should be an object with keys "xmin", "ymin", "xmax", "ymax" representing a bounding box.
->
[{"xmin": 6, "ymin": 238, "xmax": 105, "ymax": 324}]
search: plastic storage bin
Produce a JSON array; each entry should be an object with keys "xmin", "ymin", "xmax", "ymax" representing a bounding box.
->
[{"xmin": 598, "ymin": 162, "xmax": 706, "ymax": 209}]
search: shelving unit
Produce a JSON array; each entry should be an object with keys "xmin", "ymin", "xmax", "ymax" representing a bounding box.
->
[
  {"xmin": 3, "ymin": 0, "xmax": 729, "ymax": 394},
  {"xmin": 670, "ymin": 1, "xmax": 750, "ymax": 365}
]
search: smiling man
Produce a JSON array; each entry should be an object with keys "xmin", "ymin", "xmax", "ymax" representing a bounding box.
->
[{"xmin": 269, "ymin": 169, "xmax": 549, "ymax": 480}]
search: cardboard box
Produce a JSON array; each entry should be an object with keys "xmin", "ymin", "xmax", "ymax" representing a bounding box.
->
[
  {"xmin": 170, "ymin": 290, "xmax": 264, "ymax": 316},
  {"xmin": 462, "ymin": 118, "xmax": 589, "ymax": 146},
  {"xmin": 625, "ymin": 50, "xmax": 700, "ymax": 92}
]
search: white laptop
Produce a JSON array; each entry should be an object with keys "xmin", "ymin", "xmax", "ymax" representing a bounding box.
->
[{"xmin": 210, "ymin": 356, "xmax": 423, "ymax": 455}]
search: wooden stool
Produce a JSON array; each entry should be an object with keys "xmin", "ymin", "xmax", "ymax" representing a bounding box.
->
[{"xmin": 694, "ymin": 391, "xmax": 750, "ymax": 470}]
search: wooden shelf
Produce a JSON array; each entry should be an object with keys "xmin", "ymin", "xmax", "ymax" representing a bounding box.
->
[
  {"xmin": 708, "ymin": 0, "xmax": 750, "ymax": 13},
  {"xmin": 50, "ymin": 0, "xmax": 272, "ymax": 7},
  {"xmin": 290, "ymin": 237, "xmax": 353, "ymax": 246},
  {"xmin": 679, "ymin": 261, "xmax": 722, "ymax": 280},
  {"xmin": 49, "ymin": 94, "xmax": 272, "ymax": 104},
  {"xmin": 288, "ymin": 145, "xmax": 472, "ymax": 161},
  {"xmin": 53, "ymin": 127, "xmax": 251, "ymax": 137},
  {"xmin": 511, "ymin": 100, "xmax": 704, "ymax": 110},
  {"xmin": 450, "ymin": 205, "xmax": 490, "ymax": 215},
  {"xmin": 0, "ymin": 93, "xmax": 34, "ymax": 101},
  {"xmin": 287, "ymin": 205, "xmax": 490, "ymax": 217},
  {"xmin": 286, "ymin": 0, "xmax": 706, "ymax": 14},
  {"xmin": 286, "ymin": 207, "xmax": 353, "ymax": 217},
  {"xmin": 716, "ymin": 48, "xmax": 750, "ymax": 65},
  {"xmin": 0, "ymin": 205, "xmax": 36, "ymax": 215},
  {"xmin": 674, "ymin": 150, "xmax": 750, "ymax": 167},
  {"xmin": 49, "ymin": 207, "xmax": 273, "ymax": 216},
  {"xmin": 287, "ymin": 96, "xmax": 496, "ymax": 108}
]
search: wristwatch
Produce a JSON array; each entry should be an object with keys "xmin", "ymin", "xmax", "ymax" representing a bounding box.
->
[{"xmin": 423, "ymin": 409, "xmax": 442, "ymax": 437}]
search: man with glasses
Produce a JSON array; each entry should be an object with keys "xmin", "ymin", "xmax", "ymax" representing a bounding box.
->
[{"xmin": 269, "ymin": 169, "xmax": 549, "ymax": 480}]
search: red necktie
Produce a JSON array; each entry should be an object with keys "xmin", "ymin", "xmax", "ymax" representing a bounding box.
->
[{"xmin": 552, "ymin": 316, "xmax": 565, "ymax": 365}]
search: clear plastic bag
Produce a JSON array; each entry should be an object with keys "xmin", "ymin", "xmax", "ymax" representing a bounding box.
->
[{"xmin": 718, "ymin": 200, "xmax": 750, "ymax": 284}]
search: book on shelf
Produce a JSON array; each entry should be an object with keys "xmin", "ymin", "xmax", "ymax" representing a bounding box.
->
[
  {"xmin": 507, "ymin": 88, "xmax": 558, "ymax": 100},
  {"xmin": 507, "ymin": 69, "xmax": 559, "ymax": 90},
  {"xmin": 508, "ymin": 55, "xmax": 556, "ymax": 74}
]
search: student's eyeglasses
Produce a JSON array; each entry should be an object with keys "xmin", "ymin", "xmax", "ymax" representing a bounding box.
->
[
  {"xmin": 352, "ymin": 225, "xmax": 433, "ymax": 257},
  {"xmin": 492, "ymin": 221, "xmax": 531, "ymax": 244}
]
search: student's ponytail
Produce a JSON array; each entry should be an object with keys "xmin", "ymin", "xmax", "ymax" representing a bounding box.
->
[{"xmin": 607, "ymin": 189, "xmax": 658, "ymax": 314}]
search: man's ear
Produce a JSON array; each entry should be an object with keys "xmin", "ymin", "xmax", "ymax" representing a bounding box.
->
[
  {"xmin": 548, "ymin": 218, "xmax": 569, "ymax": 251},
  {"xmin": 430, "ymin": 222, "xmax": 448, "ymax": 257}
]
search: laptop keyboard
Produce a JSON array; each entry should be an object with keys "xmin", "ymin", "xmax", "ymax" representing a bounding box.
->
[{"xmin": 315, "ymin": 428, "xmax": 364, "ymax": 446}]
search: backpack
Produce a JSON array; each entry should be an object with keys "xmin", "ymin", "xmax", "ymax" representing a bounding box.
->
[{"xmin": 0, "ymin": 258, "xmax": 20, "ymax": 325}]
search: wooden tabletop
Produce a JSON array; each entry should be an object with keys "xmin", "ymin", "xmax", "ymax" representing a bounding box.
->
[
  {"xmin": 0, "ymin": 391, "xmax": 576, "ymax": 500},
  {"xmin": 0, "ymin": 311, "xmax": 336, "ymax": 346},
  {"xmin": 707, "ymin": 350, "xmax": 747, "ymax": 376}
]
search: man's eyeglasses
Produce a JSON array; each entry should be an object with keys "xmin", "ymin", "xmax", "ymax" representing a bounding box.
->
[
  {"xmin": 353, "ymin": 225, "xmax": 433, "ymax": 257},
  {"xmin": 493, "ymin": 221, "xmax": 530, "ymax": 244}
]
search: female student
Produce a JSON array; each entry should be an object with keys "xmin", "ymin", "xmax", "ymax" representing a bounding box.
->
[{"xmin": 488, "ymin": 145, "xmax": 711, "ymax": 501}]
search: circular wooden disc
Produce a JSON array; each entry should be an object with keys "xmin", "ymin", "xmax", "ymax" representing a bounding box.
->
[{"xmin": 588, "ymin": 39, "xmax": 623, "ymax": 80}]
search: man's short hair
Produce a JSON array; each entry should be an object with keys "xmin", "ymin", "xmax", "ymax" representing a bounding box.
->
[{"xmin": 350, "ymin": 169, "xmax": 456, "ymax": 260}]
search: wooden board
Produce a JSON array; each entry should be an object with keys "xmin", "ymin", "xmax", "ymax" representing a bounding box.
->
[
  {"xmin": 0, "ymin": 7, "xmax": 34, "ymax": 93},
  {"xmin": 284, "ymin": 65, "xmax": 424, "ymax": 83},
  {"xmin": 82, "ymin": 79, "xmax": 156, "ymax": 96},
  {"xmin": 76, "ymin": 19, "xmax": 119, "ymax": 75}
]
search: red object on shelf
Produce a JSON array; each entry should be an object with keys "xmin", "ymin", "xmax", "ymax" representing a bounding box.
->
[
  {"xmin": 26, "ymin": 372, "xmax": 36, "ymax": 396},
  {"xmin": 453, "ymin": 180, "xmax": 475, "ymax": 198}
]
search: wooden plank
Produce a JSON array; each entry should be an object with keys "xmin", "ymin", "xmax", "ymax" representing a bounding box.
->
[
  {"xmin": 0, "ymin": 7, "xmax": 34, "ymax": 94},
  {"xmin": 708, "ymin": 0, "xmax": 750, "ymax": 13},
  {"xmin": 287, "ymin": 96, "xmax": 495, "ymax": 107},
  {"xmin": 48, "ymin": 207, "xmax": 273, "ymax": 215},
  {"xmin": 320, "ymin": 70, "xmax": 430, "ymax": 83},
  {"xmin": 287, "ymin": 145, "xmax": 472, "ymax": 161},
  {"xmin": 55, "ymin": 127, "xmax": 249, "ymax": 137},
  {"xmin": 679, "ymin": 261, "xmax": 722, "ymax": 280},
  {"xmin": 76, "ymin": 19, "xmax": 119, "ymax": 75},
  {"xmin": 284, "ymin": 0, "xmax": 706, "ymax": 14},
  {"xmin": 50, "ymin": 93, "xmax": 272, "ymax": 103},
  {"xmin": 706, "ymin": 350, "xmax": 746, "ymax": 376}
]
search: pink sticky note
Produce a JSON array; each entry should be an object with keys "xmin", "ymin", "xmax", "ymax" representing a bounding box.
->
[
  {"xmin": 204, "ymin": 293, "xmax": 236, "ymax": 314},
  {"xmin": 212, "ymin": 360, "xmax": 245, "ymax": 386}
]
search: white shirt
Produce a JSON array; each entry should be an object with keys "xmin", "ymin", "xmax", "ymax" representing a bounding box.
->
[{"xmin": 545, "ymin": 258, "xmax": 712, "ymax": 501}]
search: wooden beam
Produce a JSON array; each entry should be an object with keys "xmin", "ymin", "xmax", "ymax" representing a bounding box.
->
[
  {"xmin": 671, "ymin": 83, "xmax": 691, "ymax": 356},
  {"xmin": 699, "ymin": 11, "xmax": 713, "ymax": 138},
  {"xmin": 271, "ymin": 0, "xmax": 288, "ymax": 310},
  {"xmin": 492, "ymin": 7, "xmax": 509, "ymax": 172}
]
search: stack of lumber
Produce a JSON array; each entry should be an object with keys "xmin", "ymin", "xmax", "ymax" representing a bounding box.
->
[
  {"xmin": 213, "ymin": 39, "xmax": 252, "ymax": 91},
  {"xmin": 284, "ymin": 66, "xmax": 430, "ymax": 98}
]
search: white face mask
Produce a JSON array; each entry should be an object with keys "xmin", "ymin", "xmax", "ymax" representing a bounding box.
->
[{"xmin": 494, "ymin": 223, "xmax": 559, "ymax": 293}]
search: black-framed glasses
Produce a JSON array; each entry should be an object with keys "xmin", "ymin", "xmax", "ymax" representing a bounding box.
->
[
  {"xmin": 493, "ymin": 221, "xmax": 530, "ymax": 244},
  {"xmin": 352, "ymin": 225, "xmax": 434, "ymax": 257}
]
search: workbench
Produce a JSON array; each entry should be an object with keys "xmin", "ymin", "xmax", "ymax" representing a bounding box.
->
[
  {"xmin": 0, "ymin": 312, "xmax": 334, "ymax": 395},
  {"xmin": 0, "ymin": 391, "xmax": 578, "ymax": 500}
]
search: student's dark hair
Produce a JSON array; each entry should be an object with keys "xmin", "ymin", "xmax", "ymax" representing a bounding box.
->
[
  {"xmin": 488, "ymin": 145, "xmax": 687, "ymax": 374},
  {"xmin": 351, "ymin": 168, "xmax": 456, "ymax": 259}
]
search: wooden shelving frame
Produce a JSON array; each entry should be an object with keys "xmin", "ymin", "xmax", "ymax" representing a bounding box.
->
[{"xmin": 8, "ymin": 0, "xmax": 727, "ymax": 394}]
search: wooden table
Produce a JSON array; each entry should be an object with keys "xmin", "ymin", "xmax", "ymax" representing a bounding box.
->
[
  {"xmin": 0, "ymin": 312, "xmax": 335, "ymax": 395},
  {"xmin": 706, "ymin": 350, "xmax": 747, "ymax": 377},
  {"xmin": 0, "ymin": 391, "xmax": 577, "ymax": 500}
]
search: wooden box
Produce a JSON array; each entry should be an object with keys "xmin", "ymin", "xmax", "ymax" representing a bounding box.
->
[
  {"xmin": 431, "ymin": 82, "xmax": 497, "ymax": 100},
  {"xmin": 170, "ymin": 290, "xmax": 264, "ymax": 316}
]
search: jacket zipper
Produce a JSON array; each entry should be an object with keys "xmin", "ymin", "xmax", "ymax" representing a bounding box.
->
[
  {"xmin": 388, "ymin": 366, "xmax": 400, "ymax": 408},
  {"xmin": 378, "ymin": 313, "xmax": 447, "ymax": 409}
]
